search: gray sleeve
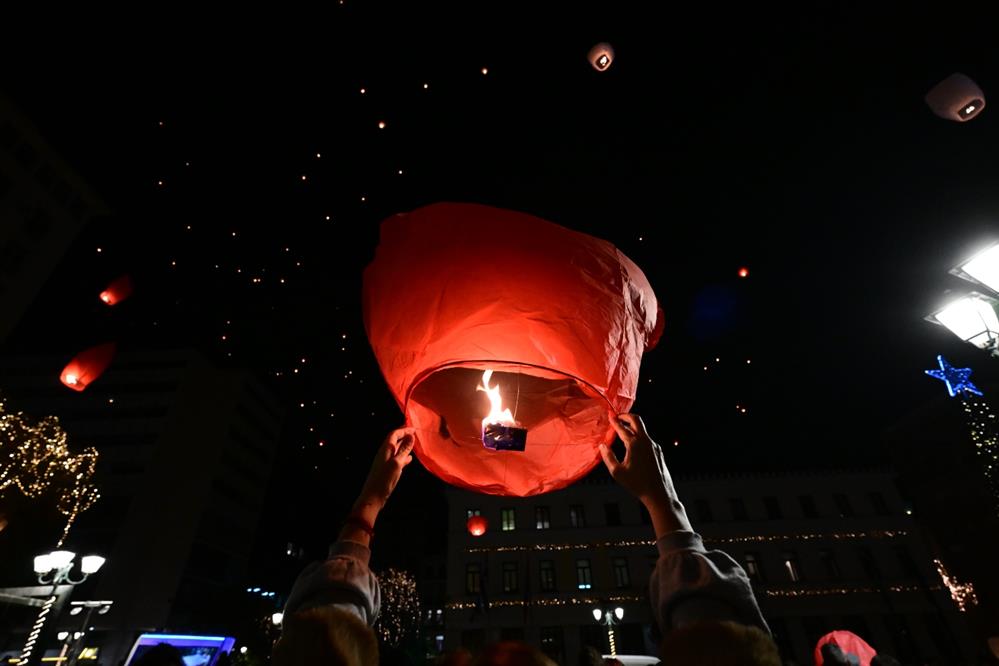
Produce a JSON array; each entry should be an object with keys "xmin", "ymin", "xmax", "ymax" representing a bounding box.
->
[
  {"xmin": 282, "ymin": 540, "xmax": 381, "ymax": 626},
  {"xmin": 650, "ymin": 530, "xmax": 770, "ymax": 635}
]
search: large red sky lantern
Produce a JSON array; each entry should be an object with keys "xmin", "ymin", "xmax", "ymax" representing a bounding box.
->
[
  {"xmin": 467, "ymin": 515, "xmax": 488, "ymax": 536},
  {"xmin": 99, "ymin": 274, "xmax": 133, "ymax": 306},
  {"xmin": 60, "ymin": 343, "xmax": 116, "ymax": 391},
  {"xmin": 363, "ymin": 203, "xmax": 662, "ymax": 496},
  {"xmin": 814, "ymin": 630, "xmax": 877, "ymax": 666}
]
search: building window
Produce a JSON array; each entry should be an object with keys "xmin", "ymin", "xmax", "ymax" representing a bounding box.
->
[
  {"xmin": 694, "ymin": 499, "xmax": 713, "ymax": 523},
  {"xmin": 570, "ymin": 504, "xmax": 586, "ymax": 527},
  {"xmin": 604, "ymin": 502, "xmax": 621, "ymax": 526},
  {"xmin": 744, "ymin": 552, "xmax": 764, "ymax": 582},
  {"xmin": 501, "ymin": 508, "xmax": 516, "ymax": 531},
  {"xmin": 612, "ymin": 557, "xmax": 631, "ymax": 588},
  {"xmin": 466, "ymin": 562, "xmax": 482, "ymax": 594},
  {"xmin": 858, "ymin": 547, "xmax": 881, "ymax": 580},
  {"xmin": 869, "ymin": 491, "xmax": 890, "ymax": 516},
  {"xmin": 576, "ymin": 559, "xmax": 593, "ymax": 589},
  {"xmin": 467, "ymin": 509, "xmax": 481, "ymax": 520},
  {"xmin": 763, "ymin": 496, "xmax": 782, "ymax": 519},
  {"xmin": 798, "ymin": 495, "xmax": 818, "ymax": 518},
  {"xmin": 539, "ymin": 627, "xmax": 565, "ymax": 664},
  {"xmin": 782, "ymin": 551, "xmax": 802, "ymax": 582},
  {"xmin": 819, "ymin": 549, "xmax": 841, "ymax": 580},
  {"xmin": 539, "ymin": 560, "xmax": 556, "ymax": 592},
  {"xmin": 894, "ymin": 546, "xmax": 920, "ymax": 579},
  {"xmin": 833, "ymin": 493, "xmax": 855, "ymax": 517},
  {"xmin": 535, "ymin": 506, "xmax": 551, "ymax": 530},
  {"xmin": 728, "ymin": 498, "xmax": 748, "ymax": 521},
  {"xmin": 502, "ymin": 562, "xmax": 518, "ymax": 593}
]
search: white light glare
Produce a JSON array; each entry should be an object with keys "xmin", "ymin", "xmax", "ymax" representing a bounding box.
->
[
  {"xmin": 931, "ymin": 293, "xmax": 999, "ymax": 350},
  {"xmin": 959, "ymin": 243, "xmax": 999, "ymax": 293}
]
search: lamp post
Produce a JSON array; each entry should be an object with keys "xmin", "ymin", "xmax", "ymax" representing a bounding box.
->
[
  {"xmin": 19, "ymin": 551, "xmax": 105, "ymax": 665},
  {"xmin": 928, "ymin": 242, "xmax": 999, "ymax": 358},
  {"xmin": 591, "ymin": 606, "xmax": 624, "ymax": 657},
  {"xmin": 65, "ymin": 600, "xmax": 113, "ymax": 666}
]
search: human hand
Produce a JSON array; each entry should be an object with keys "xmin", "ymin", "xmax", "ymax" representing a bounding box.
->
[
  {"xmin": 356, "ymin": 427, "xmax": 417, "ymax": 512},
  {"xmin": 599, "ymin": 414, "xmax": 671, "ymax": 507}
]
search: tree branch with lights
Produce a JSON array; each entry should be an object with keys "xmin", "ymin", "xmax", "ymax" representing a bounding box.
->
[{"xmin": 0, "ymin": 394, "xmax": 100, "ymax": 546}]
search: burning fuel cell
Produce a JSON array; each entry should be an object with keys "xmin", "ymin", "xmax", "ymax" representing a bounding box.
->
[{"xmin": 478, "ymin": 370, "xmax": 528, "ymax": 451}]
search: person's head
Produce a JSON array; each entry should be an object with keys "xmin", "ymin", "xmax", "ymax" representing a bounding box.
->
[
  {"xmin": 578, "ymin": 646, "xmax": 603, "ymax": 666},
  {"xmin": 472, "ymin": 641, "xmax": 557, "ymax": 666},
  {"xmin": 132, "ymin": 644, "xmax": 184, "ymax": 666},
  {"xmin": 659, "ymin": 621, "xmax": 780, "ymax": 665},
  {"xmin": 271, "ymin": 606, "xmax": 379, "ymax": 666}
]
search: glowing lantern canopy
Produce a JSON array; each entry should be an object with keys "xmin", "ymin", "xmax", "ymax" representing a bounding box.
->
[
  {"xmin": 588, "ymin": 43, "xmax": 614, "ymax": 72},
  {"xmin": 814, "ymin": 630, "xmax": 877, "ymax": 666},
  {"xmin": 99, "ymin": 274, "xmax": 133, "ymax": 306},
  {"xmin": 60, "ymin": 343, "xmax": 116, "ymax": 392},
  {"xmin": 363, "ymin": 203, "xmax": 662, "ymax": 496},
  {"xmin": 466, "ymin": 515, "xmax": 488, "ymax": 536},
  {"xmin": 925, "ymin": 72, "xmax": 985, "ymax": 122}
]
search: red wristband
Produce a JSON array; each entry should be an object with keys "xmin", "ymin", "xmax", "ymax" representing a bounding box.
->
[{"xmin": 344, "ymin": 514, "xmax": 375, "ymax": 537}]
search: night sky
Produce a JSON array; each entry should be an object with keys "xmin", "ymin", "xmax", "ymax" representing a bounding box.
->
[{"xmin": 3, "ymin": 5, "xmax": 999, "ymax": 566}]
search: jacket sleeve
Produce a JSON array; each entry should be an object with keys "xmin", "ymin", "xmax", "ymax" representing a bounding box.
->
[
  {"xmin": 650, "ymin": 530, "xmax": 770, "ymax": 635},
  {"xmin": 282, "ymin": 540, "xmax": 381, "ymax": 626}
]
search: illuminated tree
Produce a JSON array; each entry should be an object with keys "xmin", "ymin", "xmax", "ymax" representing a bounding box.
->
[
  {"xmin": 375, "ymin": 568, "xmax": 420, "ymax": 647},
  {"xmin": 0, "ymin": 393, "xmax": 100, "ymax": 546}
]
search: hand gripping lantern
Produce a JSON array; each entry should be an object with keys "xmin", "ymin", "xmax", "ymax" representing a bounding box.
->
[{"xmin": 363, "ymin": 203, "xmax": 662, "ymax": 496}]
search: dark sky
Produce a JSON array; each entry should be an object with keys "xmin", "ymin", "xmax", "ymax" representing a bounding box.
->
[{"xmin": 4, "ymin": 4, "xmax": 999, "ymax": 566}]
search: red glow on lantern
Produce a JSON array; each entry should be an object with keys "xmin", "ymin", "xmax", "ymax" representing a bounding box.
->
[
  {"xmin": 814, "ymin": 630, "xmax": 877, "ymax": 666},
  {"xmin": 99, "ymin": 274, "xmax": 133, "ymax": 306},
  {"xmin": 738, "ymin": 267, "xmax": 749, "ymax": 278},
  {"xmin": 467, "ymin": 515, "xmax": 488, "ymax": 537},
  {"xmin": 60, "ymin": 343, "xmax": 117, "ymax": 392}
]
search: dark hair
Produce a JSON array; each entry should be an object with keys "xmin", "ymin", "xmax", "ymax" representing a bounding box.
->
[{"xmin": 132, "ymin": 644, "xmax": 185, "ymax": 666}]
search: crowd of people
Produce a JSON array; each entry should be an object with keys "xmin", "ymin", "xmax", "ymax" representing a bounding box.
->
[{"xmin": 229, "ymin": 413, "xmax": 899, "ymax": 665}]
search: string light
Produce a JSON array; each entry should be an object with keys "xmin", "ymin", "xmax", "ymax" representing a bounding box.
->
[
  {"xmin": 0, "ymin": 394, "xmax": 100, "ymax": 547},
  {"xmin": 447, "ymin": 594, "xmax": 643, "ymax": 610},
  {"xmin": 934, "ymin": 558, "xmax": 978, "ymax": 611},
  {"xmin": 375, "ymin": 568, "xmax": 420, "ymax": 646},
  {"xmin": 465, "ymin": 530, "xmax": 907, "ymax": 554}
]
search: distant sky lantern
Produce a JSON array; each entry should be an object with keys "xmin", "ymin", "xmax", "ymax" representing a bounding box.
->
[
  {"xmin": 926, "ymin": 73, "xmax": 985, "ymax": 122},
  {"xmin": 363, "ymin": 203, "xmax": 662, "ymax": 496},
  {"xmin": 466, "ymin": 515, "xmax": 488, "ymax": 536},
  {"xmin": 99, "ymin": 275, "xmax": 133, "ymax": 306},
  {"xmin": 738, "ymin": 267, "xmax": 749, "ymax": 278},
  {"xmin": 588, "ymin": 43, "xmax": 615, "ymax": 72},
  {"xmin": 60, "ymin": 343, "xmax": 116, "ymax": 392}
]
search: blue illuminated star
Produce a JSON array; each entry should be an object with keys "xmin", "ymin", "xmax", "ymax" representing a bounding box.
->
[{"xmin": 925, "ymin": 355, "xmax": 983, "ymax": 398}]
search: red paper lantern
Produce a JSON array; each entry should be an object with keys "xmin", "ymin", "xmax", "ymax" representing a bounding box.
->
[
  {"xmin": 814, "ymin": 630, "xmax": 877, "ymax": 666},
  {"xmin": 738, "ymin": 267, "xmax": 749, "ymax": 278},
  {"xmin": 60, "ymin": 343, "xmax": 117, "ymax": 392},
  {"xmin": 925, "ymin": 73, "xmax": 985, "ymax": 122},
  {"xmin": 467, "ymin": 515, "xmax": 488, "ymax": 537},
  {"xmin": 99, "ymin": 275, "xmax": 133, "ymax": 306},
  {"xmin": 363, "ymin": 203, "xmax": 662, "ymax": 496},
  {"xmin": 588, "ymin": 43, "xmax": 615, "ymax": 72}
]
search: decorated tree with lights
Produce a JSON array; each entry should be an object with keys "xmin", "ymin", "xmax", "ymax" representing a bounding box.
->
[
  {"xmin": 0, "ymin": 393, "xmax": 100, "ymax": 546},
  {"xmin": 374, "ymin": 568, "xmax": 421, "ymax": 648}
]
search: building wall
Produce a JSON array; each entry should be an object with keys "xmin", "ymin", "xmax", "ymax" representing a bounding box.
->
[
  {"xmin": 0, "ymin": 94, "xmax": 107, "ymax": 343},
  {"xmin": 445, "ymin": 468, "xmax": 976, "ymax": 665},
  {"xmin": 0, "ymin": 350, "xmax": 283, "ymax": 664}
]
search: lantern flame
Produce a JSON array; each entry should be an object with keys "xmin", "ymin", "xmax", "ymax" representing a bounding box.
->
[
  {"xmin": 99, "ymin": 292, "xmax": 112, "ymax": 304},
  {"xmin": 478, "ymin": 370, "xmax": 516, "ymax": 429}
]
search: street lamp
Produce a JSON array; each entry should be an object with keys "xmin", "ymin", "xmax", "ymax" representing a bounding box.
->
[
  {"xmin": 20, "ymin": 551, "xmax": 106, "ymax": 665},
  {"xmin": 926, "ymin": 293, "xmax": 999, "ymax": 357},
  {"xmin": 592, "ymin": 606, "xmax": 625, "ymax": 656},
  {"xmin": 951, "ymin": 242, "xmax": 999, "ymax": 294}
]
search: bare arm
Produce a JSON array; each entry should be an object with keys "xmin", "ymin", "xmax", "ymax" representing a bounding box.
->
[{"xmin": 599, "ymin": 414, "xmax": 692, "ymax": 538}]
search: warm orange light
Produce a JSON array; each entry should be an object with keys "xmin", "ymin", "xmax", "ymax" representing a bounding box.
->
[
  {"xmin": 738, "ymin": 267, "xmax": 749, "ymax": 278},
  {"xmin": 378, "ymin": 121, "xmax": 386, "ymax": 129},
  {"xmin": 467, "ymin": 515, "xmax": 488, "ymax": 536},
  {"xmin": 477, "ymin": 370, "xmax": 516, "ymax": 429}
]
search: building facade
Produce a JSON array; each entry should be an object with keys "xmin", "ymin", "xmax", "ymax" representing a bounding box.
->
[
  {"xmin": 445, "ymin": 467, "xmax": 976, "ymax": 665},
  {"xmin": 0, "ymin": 93, "xmax": 107, "ymax": 343},
  {"xmin": 0, "ymin": 350, "xmax": 284, "ymax": 664}
]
